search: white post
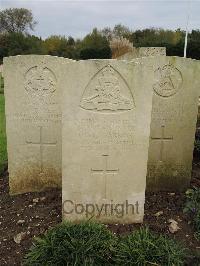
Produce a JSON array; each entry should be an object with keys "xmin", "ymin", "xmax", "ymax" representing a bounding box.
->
[{"xmin": 184, "ymin": 0, "xmax": 191, "ymax": 58}]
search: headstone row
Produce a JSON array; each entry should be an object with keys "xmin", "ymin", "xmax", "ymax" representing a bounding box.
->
[
  {"xmin": 117, "ymin": 47, "xmax": 166, "ymax": 60},
  {"xmin": 117, "ymin": 51, "xmax": 200, "ymax": 191},
  {"xmin": 4, "ymin": 56, "xmax": 65, "ymax": 193},
  {"xmin": 3, "ymin": 54, "xmax": 200, "ymax": 223}
]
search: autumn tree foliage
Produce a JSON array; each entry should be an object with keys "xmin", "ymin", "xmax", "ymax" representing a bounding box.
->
[
  {"xmin": 0, "ymin": 8, "xmax": 200, "ymax": 63},
  {"xmin": 110, "ymin": 37, "xmax": 133, "ymax": 59},
  {"xmin": 0, "ymin": 8, "xmax": 37, "ymax": 34}
]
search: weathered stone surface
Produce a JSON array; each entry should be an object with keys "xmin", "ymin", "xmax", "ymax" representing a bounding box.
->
[
  {"xmin": 146, "ymin": 56, "xmax": 200, "ymax": 191},
  {"xmin": 4, "ymin": 55, "xmax": 68, "ymax": 194},
  {"xmin": 139, "ymin": 47, "xmax": 166, "ymax": 57},
  {"xmin": 62, "ymin": 59, "xmax": 154, "ymax": 223},
  {"xmin": 117, "ymin": 47, "xmax": 166, "ymax": 60}
]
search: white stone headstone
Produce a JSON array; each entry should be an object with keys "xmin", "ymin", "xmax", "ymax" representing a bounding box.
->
[
  {"xmin": 117, "ymin": 47, "xmax": 166, "ymax": 60},
  {"xmin": 4, "ymin": 55, "xmax": 68, "ymax": 194},
  {"xmin": 139, "ymin": 47, "xmax": 166, "ymax": 57},
  {"xmin": 146, "ymin": 56, "xmax": 200, "ymax": 191},
  {"xmin": 62, "ymin": 59, "xmax": 155, "ymax": 223}
]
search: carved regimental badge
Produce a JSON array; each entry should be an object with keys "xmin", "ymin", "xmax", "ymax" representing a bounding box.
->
[
  {"xmin": 80, "ymin": 65, "xmax": 134, "ymax": 112},
  {"xmin": 153, "ymin": 64, "xmax": 183, "ymax": 97},
  {"xmin": 25, "ymin": 66, "xmax": 56, "ymax": 96},
  {"xmin": 140, "ymin": 47, "xmax": 166, "ymax": 57}
]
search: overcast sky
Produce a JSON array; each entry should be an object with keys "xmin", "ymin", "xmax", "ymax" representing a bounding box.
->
[{"xmin": 1, "ymin": 0, "xmax": 200, "ymax": 39}]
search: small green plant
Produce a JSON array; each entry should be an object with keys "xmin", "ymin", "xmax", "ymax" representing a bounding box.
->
[
  {"xmin": 194, "ymin": 139, "xmax": 200, "ymax": 153},
  {"xmin": 114, "ymin": 227, "xmax": 186, "ymax": 266},
  {"xmin": 24, "ymin": 223, "xmax": 187, "ymax": 266},
  {"xmin": 183, "ymin": 187, "xmax": 200, "ymax": 240},
  {"xmin": 24, "ymin": 221, "xmax": 117, "ymax": 266}
]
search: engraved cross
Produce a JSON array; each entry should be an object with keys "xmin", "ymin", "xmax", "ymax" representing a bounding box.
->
[
  {"xmin": 26, "ymin": 126, "xmax": 57, "ymax": 174},
  {"xmin": 151, "ymin": 125, "xmax": 173, "ymax": 162},
  {"xmin": 91, "ymin": 154, "xmax": 119, "ymax": 199},
  {"xmin": 36, "ymin": 75, "xmax": 45, "ymax": 91}
]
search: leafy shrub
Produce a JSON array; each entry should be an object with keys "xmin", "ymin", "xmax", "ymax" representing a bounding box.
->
[
  {"xmin": 79, "ymin": 47, "xmax": 111, "ymax": 59},
  {"xmin": 24, "ymin": 221, "xmax": 117, "ymax": 266},
  {"xmin": 184, "ymin": 187, "xmax": 200, "ymax": 240},
  {"xmin": 114, "ymin": 227, "xmax": 186, "ymax": 266}
]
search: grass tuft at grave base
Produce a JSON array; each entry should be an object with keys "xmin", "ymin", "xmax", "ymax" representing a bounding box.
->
[
  {"xmin": 115, "ymin": 227, "xmax": 186, "ymax": 266},
  {"xmin": 24, "ymin": 221, "xmax": 117, "ymax": 266},
  {"xmin": 24, "ymin": 222, "xmax": 186, "ymax": 266},
  {"xmin": 0, "ymin": 94, "xmax": 7, "ymax": 174}
]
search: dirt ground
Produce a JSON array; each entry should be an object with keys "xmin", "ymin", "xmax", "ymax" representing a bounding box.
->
[{"xmin": 0, "ymin": 166, "xmax": 200, "ymax": 265}]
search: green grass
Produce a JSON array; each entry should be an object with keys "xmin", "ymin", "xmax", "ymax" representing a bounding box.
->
[
  {"xmin": 115, "ymin": 227, "xmax": 186, "ymax": 266},
  {"xmin": 24, "ymin": 221, "xmax": 117, "ymax": 266},
  {"xmin": 24, "ymin": 222, "xmax": 186, "ymax": 266},
  {"xmin": 0, "ymin": 93, "xmax": 7, "ymax": 174}
]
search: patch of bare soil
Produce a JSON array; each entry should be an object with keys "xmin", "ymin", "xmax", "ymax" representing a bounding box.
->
[
  {"xmin": 0, "ymin": 170, "xmax": 62, "ymax": 265},
  {"xmin": 0, "ymin": 167, "xmax": 200, "ymax": 265}
]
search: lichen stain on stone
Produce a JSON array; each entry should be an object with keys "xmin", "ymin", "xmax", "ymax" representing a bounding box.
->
[
  {"xmin": 147, "ymin": 163, "xmax": 191, "ymax": 192},
  {"xmin": 9, "ymin": 163, "xmax": 61, "ymax": 195}
]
